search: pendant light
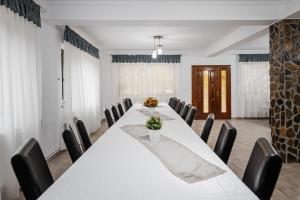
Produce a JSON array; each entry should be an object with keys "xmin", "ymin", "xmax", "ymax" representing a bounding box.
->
[
  {"xmin": 152, "ymin": 36, "xmax": 163, "ymax": 59},
  {"xmin": 152, "ymin": 35, "xmax": 157, "ymax": 59},
  {"xmin": 152, "ymin": 49, "xmax": 157, "ymax": 59},
  {"xmin": 157, "ymin": 36, "xmax": 163, "ymax": 55}
]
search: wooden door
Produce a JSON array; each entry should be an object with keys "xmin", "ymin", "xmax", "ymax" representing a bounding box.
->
[{"xmin": 192, "ymin": 65, "xmax": 231, "ymax": 119}]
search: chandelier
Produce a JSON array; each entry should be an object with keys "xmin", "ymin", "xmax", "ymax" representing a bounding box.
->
[{"xmin": 152, "ymin": 35, "xmax": 163, "ymax": 59}]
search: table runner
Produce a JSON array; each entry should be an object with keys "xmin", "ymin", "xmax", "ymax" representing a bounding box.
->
[
  {"xmin": 136, "ymin": 108, "xmax": 175, "ymax": 121},
  {"xmin": 121, "ymin": 124, "xmax": 226, "ymax": 183}
]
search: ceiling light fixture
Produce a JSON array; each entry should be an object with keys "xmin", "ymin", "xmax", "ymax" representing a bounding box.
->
[
  {"xmin": 157, "ymin": 36, "xmax": 163, "ymax": 55},
  {"xmin": 152, "ymin": 49, "xmax": 157, "ymax": 59},
  {"xmin": 152, "ymin": 35, "xmax": 163, "ymax": 59}
]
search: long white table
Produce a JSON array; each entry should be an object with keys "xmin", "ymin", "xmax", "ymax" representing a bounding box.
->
[{"xmin": 39, "ymin": 103, "xmax": 258, "ymax": 200}]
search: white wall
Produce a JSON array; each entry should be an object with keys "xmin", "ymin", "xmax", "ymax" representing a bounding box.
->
[
  {"xmin": 100, "ymin": 52, "xmax": 240, "ymax": 118},
  {"xmin": 39, "ymin": 24, "xmax": 101, "ymax": 157},
  {"xmin": 40, "ymin": 23, "xmax": 64, "ymax": 157}
]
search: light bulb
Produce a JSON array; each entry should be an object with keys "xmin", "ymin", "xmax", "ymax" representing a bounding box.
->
[
  {"xmin": 152, "ymin": 49, "xmax": 157, "ymax": 59},
  {"xmin": 157, "ymin": 44, "xmax": 163, "ymax": 55}
]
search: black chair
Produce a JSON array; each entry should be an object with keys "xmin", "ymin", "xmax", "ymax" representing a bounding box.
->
[
  {"xmin": 11, "ymin": 138, "xmax": 54, "ymax": 200},
  {"xmin": 117, "ymin": 103, "xmax": 124, "ymax": 116},
  {"xmin": 169, "ymin": 97, "xmax": 177, "ymax": 109},
  {"xmin": 173, "ymin": 98, "xmax": 180, "ymax": 110},
  {"xmin": 200, "ymin": 113, "xmax": 215, "ymax": 143},
  {"xmin": 242, "ymin": 138, "xmax": 282, "ymax": 200},
  {"xmin": 180, "ymin": 104, "xmax": 191, "ymax": 120},
  {"xmin": 168, "ymin": 97, "xmax": 176, "ymax": 106},
  {"xmin": 185, "ymin": 106, "xmax": 197, "ymax": 127},
  {"xmin": 175, "ymin": 101, "xmax": 185, "ymax": 114},
  {"xmin": 168, "ymin": 97, "xmax": 173, "ymax": 105},
  {"xmin": 127, "ymin": 98, "xmax": 133, "ymax": 107},
  {"xmin": 105, "ymin": 108, "xmax": 114, "ymax": 128},
  {"xmin": 75, "ymin": 119, "xmax": 92, "ymax": 152},
  {"xmin": 111, "ymin": 105, "xmax": 120, "ymax": 122},
  {"xmin": 214, "ymin": 121, "xmax": 237, "ymax": 164},
  {"xmin": 123, "ymin": 98, "xmax": 131, "ymax": 111},
  {"xmin": 62, "ymin": 127, "xmax": 83, "ymax": 163}
]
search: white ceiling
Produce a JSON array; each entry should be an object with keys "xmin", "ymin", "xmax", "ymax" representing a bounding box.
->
[
  {"xmin": 41, "ymin": 0, "xmax": 300, "ymax": 55},
  {"xmin": 77, "ymin": 19, "xmax": 274, "ymax": 53},
  {"xmin": 78, "ymin": 22, "xmax": 239, "ymax": 52},
  {"xmin": 237, "ymin": 35, "xmax": 269, "ymax": 51}
]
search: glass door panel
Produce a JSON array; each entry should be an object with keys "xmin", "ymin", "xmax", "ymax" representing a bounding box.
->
[
  {"xmin": 221, "ymin": 70, "xmax": 227, "ymax": 113},
  {"xmin": 203, "ymin": 70, "xmax": 209, "ymax": 113}
]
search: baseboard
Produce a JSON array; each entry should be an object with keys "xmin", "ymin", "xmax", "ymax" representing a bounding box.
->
[
  {"xmin": 46, "ymin": 147, "xmax": 62, "ymax": 160},
  {"xmin": 232, "ymin": 117, "xmax": 269, "ymax": 120}
]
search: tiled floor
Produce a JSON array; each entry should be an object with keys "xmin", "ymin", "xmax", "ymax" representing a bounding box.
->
[
  {"xmin": 192, "ymin": 119, "xmax": 300, "ymax": 200},
  {"xmin": 19, "ymin": 119, "xmax": 300, "ymax": 200}
]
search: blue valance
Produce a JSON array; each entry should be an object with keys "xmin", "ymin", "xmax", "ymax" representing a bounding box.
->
[
  {"xmin": 64, "ymin": 26, "xmax": 100, "ymax": 59},
  {"xmin": 239, "ymin": 54, "xmax": 269, "ymax": 62},
  {"xmin": 1, "ymin": 0, "xmax": 41, "ymax": 27},
  {"xmin": 112, "ymin": 55, "xmax": 181, "ymax": 63}
]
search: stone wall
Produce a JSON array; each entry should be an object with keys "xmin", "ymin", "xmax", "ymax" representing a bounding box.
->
[{"xmin": 270, "ymin": 19, "xmax": 300, "ymax": 163}]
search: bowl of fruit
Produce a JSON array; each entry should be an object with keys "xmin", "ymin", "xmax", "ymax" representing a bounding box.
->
[
  {"xmin": 144, "ymin": 97, "xmax": 158, "ymax": 108},
  {"xmin": 143, "ymin": 97, "xmax": 159, "ymax": 114}
]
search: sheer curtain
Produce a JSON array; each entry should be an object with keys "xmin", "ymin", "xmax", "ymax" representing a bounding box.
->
[
  {"xmin": 64, "ymin": 43, "xmax": 101, "ymax": 134},
  {"xmin": 112, "ymin": 63, "xmax": 179, "ymax": 102},
  {"xmin": 0, "ymin": 6, "xmax": 40, "ymax": 199},
  {"xmin": 237, "ymin": 62, "xmax": 270, "ymax": 117}
]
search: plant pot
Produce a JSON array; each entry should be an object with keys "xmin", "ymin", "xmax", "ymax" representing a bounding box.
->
[{"xmin": 148, "ymin": 129, "xmax": 161, "ymax": 142}]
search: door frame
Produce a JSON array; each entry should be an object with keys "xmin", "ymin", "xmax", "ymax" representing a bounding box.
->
[{"xmin": 192, "ymin": 65, "xmax": 231, "ymax": 119}]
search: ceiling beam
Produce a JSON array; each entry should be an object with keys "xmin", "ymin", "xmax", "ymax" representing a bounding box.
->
[
  {"xmin": 202, "ymin": 0, "xmax": 300, "ymax": 56},
  {"xmin": 204, "ymin": 25, "xmax": 270, "ymax": 57}
]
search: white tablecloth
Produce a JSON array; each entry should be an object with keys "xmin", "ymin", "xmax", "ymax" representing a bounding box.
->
[{"xmin": 39, "ymin": 103, "xmax": 258, "ymax": 200}]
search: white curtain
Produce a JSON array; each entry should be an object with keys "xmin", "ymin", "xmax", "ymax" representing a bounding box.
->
[
  {"xmin": 237, "ymin": 62, "xmax": 270, "ymax": 117},
  {"xmin": 112, "ymin": 63, "xmax": 179, "ymax": 103},
  {"xmin": 0, "ymin": 6, "xmax": 41, "ymax": 200},
  {"xmin": 64, "ymin": 43, "xmax": 101, "ymax": 134}
]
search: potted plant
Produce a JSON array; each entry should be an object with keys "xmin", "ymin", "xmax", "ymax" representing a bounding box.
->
[
  {"xmin": 146, "ymin": 116, "xmax": 162, "ymax": 142},
  {"xmin": 143, "ymin": 97, "xmax": 159, "ymax": 114}
]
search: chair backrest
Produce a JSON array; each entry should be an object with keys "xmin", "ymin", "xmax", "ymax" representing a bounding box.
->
[
  {"xmin": 123, "ymin": 98, "xmax": 131, "ymax": 111},
  {"xmin": 117, "ymin": 103, "xmax": 124, "ymax": 116},
  {"xmin": 169, "ymin": 97, "xmax": 177, "ymax": 109},
  {"xmin": 127, "ymin": 98, "xmax": 133, "ymax": 107},
  {"xmin": 111, "ymin": 105, "xmax": 120, "ymax": 121},
  {"xmin": 185, "ymin": 106, "xmax": 197, "ymax": 127},
  {"xmin": 168, "ymin": 97, "xmax": 176, "ymax": 106},
  {"xmin": 214, "ymin": 121, "xmax": 237, "ymax": 164},
  {"xmin": 242, "ymin": 138, "xmax": 282, "ymax": 200},
  {"xmin": 105, "ymin": 108, "xmax": 114, "ymax": 128},
  {"xmin": 62, "ymin": 128, "xmax": 83, "ymax": 163},
  {"xmin": 175, "ymin": 101, "xmax": 185, "ymax": 114},
  {"xmin": 200, "ymin": 113, "xmax": 215, "ymax": 143},
  {"xmin": 11, "ymin": 138, "xmax": 54, "ymax": 200},
  {"xmin": 73, "ymin": 116, "xmax": 78, "ymax": 127},
  {"xmin": 75, "ymin": 119, "xmax": 92, "ymax": 151},
  {"xmin": 180, "ymin": 104, "xmax": 191, "ymax": 120},
  {"xmin": 173, "ymin": 98, "xmax": 180, "ymax": 110}
]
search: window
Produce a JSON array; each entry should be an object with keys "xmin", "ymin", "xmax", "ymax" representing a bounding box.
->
[
  {"xmin": 237, "ymin": 62, "xmax": 270, "ymax": 117},
  {"xmin": 116, "ymin": 63, "xmax": 178, "ymax": 102}
]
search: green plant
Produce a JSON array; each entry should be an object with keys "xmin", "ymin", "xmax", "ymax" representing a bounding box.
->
[{"xmin": 146, "ymin": 116, "xmax": 162, "ymax": 130}]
